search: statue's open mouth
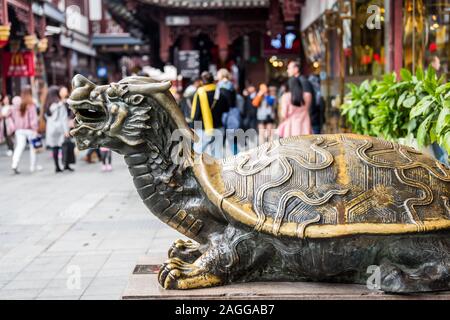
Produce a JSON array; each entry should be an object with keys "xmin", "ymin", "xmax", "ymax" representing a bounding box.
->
[
  {"xmin": 68, "ymin": 100, "xmax": 107, "ymax": 134},
  {"xmin": 71, "ymin": 102, "xmax": 106, "ymax": 123}
]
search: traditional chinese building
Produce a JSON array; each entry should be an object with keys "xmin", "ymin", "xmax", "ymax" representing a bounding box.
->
[
  {"xmin": 0, "ymin": 0, "xmax": 48, "ymax": 96},
  {"xmin": 106, "ymin": 0, "xmax": 305, "ymax": 87}
]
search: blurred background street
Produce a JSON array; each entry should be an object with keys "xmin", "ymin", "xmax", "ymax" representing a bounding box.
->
[
  {"xmin": 0, "ymin": 0, "xmax": 450, "ymax": 300},
  {"xmin": 0, "ymin": 144, "xmax": 177, "ymax": 299}
]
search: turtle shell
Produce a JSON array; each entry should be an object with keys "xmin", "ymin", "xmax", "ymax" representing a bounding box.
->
[{"xmin": 193, "ymin": 134, "xmax": 450, "ymax": 239}]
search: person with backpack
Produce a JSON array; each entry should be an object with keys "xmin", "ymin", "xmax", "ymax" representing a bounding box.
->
[
  {"xmin": 10, "ymin": 87, "xmax": 42, "ymax": 174},
  {"xmin": 278, "ymin": 82, "xmax": 312, "ymax": 138},
  {"xmin": 44, "ymin": 86, "xmax": 72, "ymax": 173},
  {"xmin": 287, "ymin": 61, "xmax": 318, "ymax": 132},
  {"xmin": 191, "ymin": 71, "xmax": 229, "ymax": 158},
  {"xmin": 215, "ymin": 68, "xmax": 239, "ymax": 156}
]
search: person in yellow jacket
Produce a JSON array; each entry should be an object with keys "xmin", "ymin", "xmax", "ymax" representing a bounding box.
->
[
  {"xmin": 190, "ymin": 72, "xmax": 216, "ymax": 135},
  {"xmin": 190, "ymin": 71, "xmax": 230, "ymax": 158}
]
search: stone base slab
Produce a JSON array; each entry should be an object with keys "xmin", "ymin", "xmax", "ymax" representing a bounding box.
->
[{"xmin": 122, "ymin": 256, "xmax": 450, "ymax": 300}]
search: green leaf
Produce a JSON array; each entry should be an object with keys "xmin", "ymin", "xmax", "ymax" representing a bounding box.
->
[
  {"xmin": 416, "ymin": 114, "xmax": 433, "ymax": 147},
  {"xmin": 416, "ymin": 68, "xmax": 424, "ymax": 81},
  {"xmin": 403, "ymin": 96, "xmax": 416, "ymax": 108},
  {"xmin": 407, "ymin": 118, "xmax": 417, "ymax": 133},
  {"xmin": 442, "ymin": 131, "xmax": 450, "ymax": 154},
  {"xmin": 436, "ymin": 107, "xmax": 450, "ymax": 134},
  {"xmin": 400, "ymin": 69, "xmax": 412, "ymax": 81},
  {"xmin": 410, "ymin": 98, "xmax": 433, "ymax": 119}
]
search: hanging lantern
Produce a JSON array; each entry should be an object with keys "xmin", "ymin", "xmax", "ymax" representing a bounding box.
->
[
  {"xmin": 24, "ymin": 34, "xmax": 38, "ymax": 50},
  {"xmin": 37, "ymin": 38, "xmax": 48, "ymax": 52},
  {"xmin": 0, "ymin": 24, "xmax": 11, "ymax": 48}
]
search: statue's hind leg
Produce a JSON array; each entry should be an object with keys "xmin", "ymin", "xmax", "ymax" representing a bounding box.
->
[
  {"xmin": 380, "ymin": 260, "xmax": 450, "ymax": 293},
  {"xmin": 158, "ymin": 226, "xmax": 271, "ymax": 289},
  {"xmin": 379, "ymin": 234, "xmax": 450, "ymax": 293}
]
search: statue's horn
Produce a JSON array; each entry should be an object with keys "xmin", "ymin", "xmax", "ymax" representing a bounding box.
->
[{"xmin": 126, "ymin": 81, "xmax": 172, "ymax": 94}]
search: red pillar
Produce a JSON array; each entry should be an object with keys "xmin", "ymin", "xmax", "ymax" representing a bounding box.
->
[
  {"xmin": 159, "ymin": 23, "xmax": 171, "ymax": 64},
  {"xmin": 28, "ymin": 1, "xmax": 35, "ymax": 35},
  {"xmin": 216, "ymin": 21, "xmax": 229, "ymax": 64},
  {"xmin": 1, "ymin": 0, "xmax": 8, "ymax": 24}
]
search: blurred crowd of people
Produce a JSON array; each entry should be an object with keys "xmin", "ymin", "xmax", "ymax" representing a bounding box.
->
[
  {"xmin": 177, "ymin": 61, "xmax": 325, "ymax": 158},
  {"xmin": 0, "ymin": 61, "xmax": 325, "ymax": 174},
  {"xmin": 0, "ymin": 84, "xmax": 113, "ymax": 175}
]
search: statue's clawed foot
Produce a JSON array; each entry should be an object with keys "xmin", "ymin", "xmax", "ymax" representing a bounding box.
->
[
  {"xmin": 168, "ymin": 239, "xmax": 202, "ymax": 263},
  {"xmin": 158, "ymin": 257, "xmax": 224, "ymax": 289}
]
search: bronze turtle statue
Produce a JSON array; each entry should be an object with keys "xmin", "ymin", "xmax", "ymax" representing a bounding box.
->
[{"xmin": 68, "ymin": 75, "xmax": 450, "ymax": 293}]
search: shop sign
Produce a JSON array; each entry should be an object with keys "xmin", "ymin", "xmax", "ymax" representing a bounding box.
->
[
  {"xmin": 2, "ymin": 51, "xmax": 35, "ymax": 77},
  {"xmin": 166, "ymin": 16, "xmax": 190, "ymax": 26},
  {"xmin": 177, "ymin": 50, "xmax": 200, "ymax": 79}
]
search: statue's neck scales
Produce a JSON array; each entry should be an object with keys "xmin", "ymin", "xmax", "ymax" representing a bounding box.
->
[
  {"xmin": 124, "ymin": 148, "xmax": 181, "ymax": 218},
  {"xmin": 123, "ymin": 147, "xmax": 206, "ymax": 242}
]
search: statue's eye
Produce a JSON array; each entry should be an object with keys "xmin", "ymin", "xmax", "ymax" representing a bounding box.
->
[
  {"xmin": 106, "ymin": 87, "xmax": 117, "ymax": 98},
  {"xmin": 129, "ymin": 94, "xmax": 144, "ymax": 105}
]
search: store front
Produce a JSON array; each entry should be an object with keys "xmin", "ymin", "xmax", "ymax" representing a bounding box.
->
[{"xmin": 403, "ymin": 0, "xmax": 450, "ymax": 78}]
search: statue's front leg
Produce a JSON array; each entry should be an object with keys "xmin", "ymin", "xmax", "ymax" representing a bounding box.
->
[
  {"xmin": 158, "ymin": 226, "xmax": 267, "ymax": 289},
  {"xmin": 158, "ymin": 249, "xmax": 226, "ymax": 290},
  {"xmin": 168, "ymin": 239, "xmax": 202, "ymax": 263}
]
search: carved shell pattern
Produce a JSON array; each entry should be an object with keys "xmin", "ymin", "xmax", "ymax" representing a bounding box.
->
[{"xmin": 219, "ymin": 134, "xmax": 450, "ymax": 238}]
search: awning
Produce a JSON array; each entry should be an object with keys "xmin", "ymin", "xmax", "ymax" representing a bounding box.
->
[
  {"xmin": 60, "ymin": 35, "xmax": 97, "ymax": 57},
  {"xmin": 92, "ymin": 34, "xmax": 144, "ymax": 46},
  {"xmin": 32, "ymin": 2, "xmax": 66, "ymax": 24},
  {"xmin": 139, "ymin": 0, "xmax": 270, "ymax": 9},
  {"xmin": 301, "ymin": 0, "xmax": 337, "ymax": 31}
]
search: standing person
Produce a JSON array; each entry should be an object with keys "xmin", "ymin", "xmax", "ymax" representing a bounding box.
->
[
  {"xmin": 100, "ymin": 147, "xmax": 113, "ymax": 172},
  {"xmin": 277, "ymin": 83, "xmax": 312, "ymax": 138},
  {"xmin": 0, "ymin": 94, "xmax": 15, "ymax": 156},
  {"xmin": 242, "ymin": 85, "xmax": 257, "ymax": 131},
  {"xmin": 44, "ymin": 86, "xmax": 71, "ymax": 173},
  {"xmin": 252, "ymin": 83, "xmax": 275, "ymax": 145},
  {"xmin": 182, "ymin": 77, "xmax": 201, "ymax": 125},
  {"xmin": 191, "ymin": 71, "xmax": 225, "ymax": 158},
  {"xmin": 59, "ymin": 85, "xmax": 77, "ymax": 170},
  {"xmin": 308, "ymin": 74, "xmax": 325, "ymax": 134},
  {"xmin": 215, "ymin": 68, "xmax": 238, "ymax": 155},
  {"xmin": 10, "ymin": 87, "xmax": 42, "ymax": 174},
  {"xmin": 286, "ymin": 61, "xmax": 316, "ymax": 132}
]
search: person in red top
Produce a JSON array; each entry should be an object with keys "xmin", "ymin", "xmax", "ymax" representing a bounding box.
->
[{"xmin": 10, "ymin": 86, "xmax": 41, "ymax": 174}]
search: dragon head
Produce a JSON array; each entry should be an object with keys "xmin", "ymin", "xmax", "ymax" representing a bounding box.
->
[{"xmin": 68, "ymin": 75, "xmax": 193, "ymax": 155}]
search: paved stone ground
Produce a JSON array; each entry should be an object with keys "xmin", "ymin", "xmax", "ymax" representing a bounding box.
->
[{"xmin": 0, "ymin": 144, "xmax": 179, "ymax": 300}]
